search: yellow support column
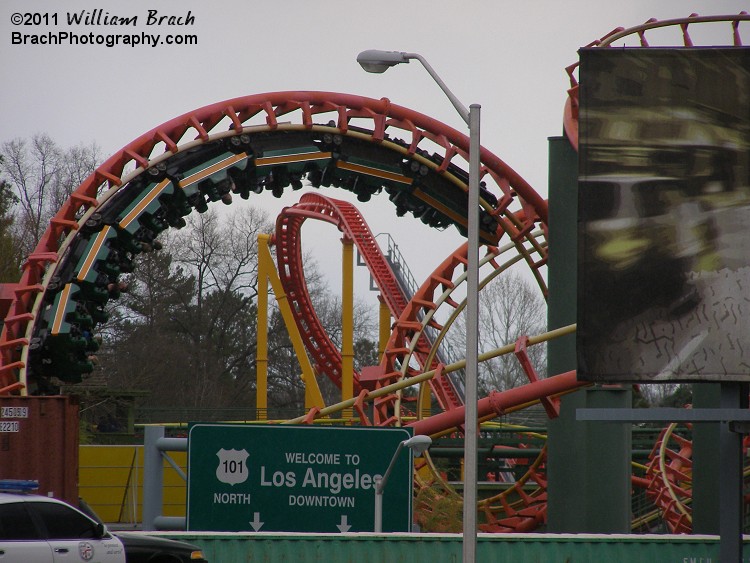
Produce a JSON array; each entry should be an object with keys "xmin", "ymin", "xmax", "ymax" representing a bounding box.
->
[
  {"xmin": 256, "ymin": 235, "xmax": 270, "ymax": 421},
  {"xmin": 378, "ymin": 298, "xmax": 390, "ymax": 363},
  {"xmin": 341, "ymin": 238, "xmax": 354, "ymax": 420},
  {"xmin": 257, "ymin": 235, "xmax": 325, "ymax": 413}
]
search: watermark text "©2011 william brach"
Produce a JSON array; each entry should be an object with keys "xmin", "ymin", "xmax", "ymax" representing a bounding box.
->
[{"xmin": 9, "ymin": 9, "xmax": 198, "ymax": 49}]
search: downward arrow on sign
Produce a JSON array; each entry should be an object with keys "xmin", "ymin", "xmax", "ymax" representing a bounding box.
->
[
  {"xmin": 336, "ymin": 514, "xmax": 351, "ymax": 533},
  {"xmin": 250, "ymin": 512, "xmax": 264, "ymax": 531}
]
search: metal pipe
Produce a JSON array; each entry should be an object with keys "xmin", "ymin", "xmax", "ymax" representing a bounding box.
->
[
  {"xmin": 256, "ymin": 234, "xmax": 270, "ymax": 420},
  {"xmin": 373, "ymin": 435, "xmax": 431, "ymax": 532},
  {"xmin": 142, "ymin": 426, "xmax": 164, "ymax": 531},
  {"xmin": 155, "ymin": 437, "xmax": 187, "ymax": 452},
  {"xmin": 378, "ymin": 299, "xmax": 390, "ymax": 363},
  {"xmin": 719, "ymin": 383, "xmax": 745, "ymax": 562},
  {"xmin": 379, "ymin": 441, "xmax": 405, "ymax": 492},
  {"xmin": 154, "ymin": 516, "xmax": 186, "ymax": 531},
  {"xmin": 404, "ymin": 53, "xmax": 470, "ymax": 124},
  {"xmin": 410, "ymin": 371, "xmax": 582, "ymax": 436},
  {"xmin": 374, "ymin": 476, "xmax": 384, "ymax": 533},
  {"xmin": 429, "ymin": 447, "xmax": 542, "ymax": 458}
]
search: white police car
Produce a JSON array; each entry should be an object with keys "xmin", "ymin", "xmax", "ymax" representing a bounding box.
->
[{"xmin": 0, "ymin": 481, "xmax": 206, "ymax": 563}]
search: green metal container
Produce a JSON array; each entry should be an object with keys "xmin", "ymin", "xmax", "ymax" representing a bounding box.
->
[{"xmin": 158, "ymin": 532, "xmax": 737, "ymax": 562}]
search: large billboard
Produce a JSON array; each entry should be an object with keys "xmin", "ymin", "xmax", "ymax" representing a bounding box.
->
[{"xmin": 577, "ymin": 48, "xmax": 750, "ymax": 382}]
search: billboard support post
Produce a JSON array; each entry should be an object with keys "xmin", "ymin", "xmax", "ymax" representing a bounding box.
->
[
  {"xmin": 719, "ymin": 382, "xmax": 747, "ymax": 563},
  {"xmin": 578, "ymin": 398, "xmax": 748, "ymax": 562}
]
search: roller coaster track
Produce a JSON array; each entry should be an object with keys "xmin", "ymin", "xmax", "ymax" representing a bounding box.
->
[
  {"xmin": 273, "ymin": 195, "xmax": 549, "ymax": 429},
  {"xmin": 374, "ymin": 228, "xmax": 555, "ymax": 530},
  {"xmin": 0, "ymin": 91, "xmax": 548, "ymax": 394},
  {"xmin": 564, "ymin": 12, "xmax": 750, "ymax": 150},
  {"xmin": 273, "ymin": 192, "xmax": 462, "ymax": 411},
  {"xmin": 376, "ymin": 233, "xmax": 463, "ymax": 383},
  {"xmin": 644, "ymin": 423, "xmax": 694, "ymax": 534},
  {"xmin": 0, "ymin": 83, "xmax": 557, "ymax": 528},
  {"xmin": 267, "ymin": 175, "xmax": 556, "ymax": 529},
  {"xmin": 269, "ymin": 184, "xmax": 568, "ymax": 532},
  {"xmin": 371, "ymin": 236, "xmax": 549, "ymax": 427},
  {"xmin": 407, "ymin": 11, "xmax": 750, "ymax": 534}
]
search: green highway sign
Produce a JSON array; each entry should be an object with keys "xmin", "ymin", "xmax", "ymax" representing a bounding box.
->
[{"xmin": 187, "ymin": 424, "xmax": 414, "ymax": 532}]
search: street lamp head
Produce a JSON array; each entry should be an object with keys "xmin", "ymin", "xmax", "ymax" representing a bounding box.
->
[
  {"xmin": 373, "ymin": 433, "xmax": 433, "ymax": 531},
  {"xmin": 357, "ymin": 50, "xmax": 410, "ymax": 73},
  {"xmin": 402, "ymin": 434, "xmax": 432, "ymax": 457}
]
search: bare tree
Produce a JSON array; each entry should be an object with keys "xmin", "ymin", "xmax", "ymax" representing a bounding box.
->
[
  {"xmin": 0, "ymin": 134, "xmax": 100, "ymax": 257},
  {"xmin": 97, "ymin": 205, "xmax": 273, "ymax": 411},
  {"xmin": 50, "ymin": 141, "xmax": 101, "ymax": 212},
  {"xmin": 454, "ymin": 271, "xmax": 547, "ymax": 393},
  {"xmin": 165, "ymin": 206, "xmax": 271, "ymax": 408},
  {"xmin": 1, "ymin": 135, "xmax": 59, "ymax": 253}
]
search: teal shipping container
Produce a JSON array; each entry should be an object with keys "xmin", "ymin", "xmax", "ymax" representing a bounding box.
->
[{"xmin": 153, "ymin": 532, "xmax": 741, "ymax": 562}]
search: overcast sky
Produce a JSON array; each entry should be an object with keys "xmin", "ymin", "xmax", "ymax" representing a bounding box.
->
[{"xmin": 2, "ymin": 1, "xmax": 748, "ymax": 308}]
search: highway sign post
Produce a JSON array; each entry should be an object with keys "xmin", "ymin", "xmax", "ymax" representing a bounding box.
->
[{"xmin": 187, "ymin": 424, "xmax": 414, "ymax": 532}]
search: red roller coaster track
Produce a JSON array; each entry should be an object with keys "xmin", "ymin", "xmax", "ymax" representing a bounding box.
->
[
  {"xmin": 0, "ymin": 91, "xmax": 547, "ymax": 393},
  {"xmin": 273, "ymin": 192, "xmax": 461, "ymax": 413}
]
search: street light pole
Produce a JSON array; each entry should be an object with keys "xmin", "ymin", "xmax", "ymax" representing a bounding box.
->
[
  {"xmin": 357, "ymin": 50, "xmax": 480, "ymax": 562},
  {"xmin": 464, "ymin": 103, "xmax": 480, "ymax": 563},
  {"xmin": 374, "ymin": 434, "xmax": 432, "ymax": 533}
]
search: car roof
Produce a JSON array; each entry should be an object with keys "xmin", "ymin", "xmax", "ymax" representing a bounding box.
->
[{"xmin": 0, "ymin": 492, "xmax": 66, "ymax": 504}]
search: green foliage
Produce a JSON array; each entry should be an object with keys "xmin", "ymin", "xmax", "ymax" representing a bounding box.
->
[
  {"xmin": 414, "ymin": 483, "xmax": 464, "ymax": 532},
  {"xmin": 0, "ymin": 177, "xmax": 21, "ymax": 282},
  {"xmin": 658, "ymin": 385, "xmax": 693, "ymax": 408},
  {"xmin": 99, "ymin": 246, "xmax": 260, "ymax": 410},
  {"xmin": 354, "ymin": 337, "xmax": 379, "ymax": 370}
]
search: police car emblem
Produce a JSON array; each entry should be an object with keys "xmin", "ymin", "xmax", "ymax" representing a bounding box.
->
[{"xmin": 78, "ymin": 541, "xmax": 94, "ymax": 561}]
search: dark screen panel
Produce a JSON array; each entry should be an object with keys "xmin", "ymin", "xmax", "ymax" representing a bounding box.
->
[{"xmin": 577, "ymin": 48, "xmax": 750, "ymax": 382}]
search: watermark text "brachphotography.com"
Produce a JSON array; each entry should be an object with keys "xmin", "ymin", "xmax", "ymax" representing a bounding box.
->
[{"xmin": 9, "ymin": 9, "xmax": 198, "ymax": 49}]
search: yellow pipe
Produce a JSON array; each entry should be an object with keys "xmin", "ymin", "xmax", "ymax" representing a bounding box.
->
[
  {"xmin": 284, "ymin": 323, "xmax": 577, "ymax": 425},
  {"xmin": 341, "ymin": 239, "xmax": 354, "ymax": 419}
]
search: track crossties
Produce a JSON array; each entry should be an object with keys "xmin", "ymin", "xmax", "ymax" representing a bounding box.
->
[{"xmin": 0, "ymin": 92, "xmax": 547, "ymax": 393}]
